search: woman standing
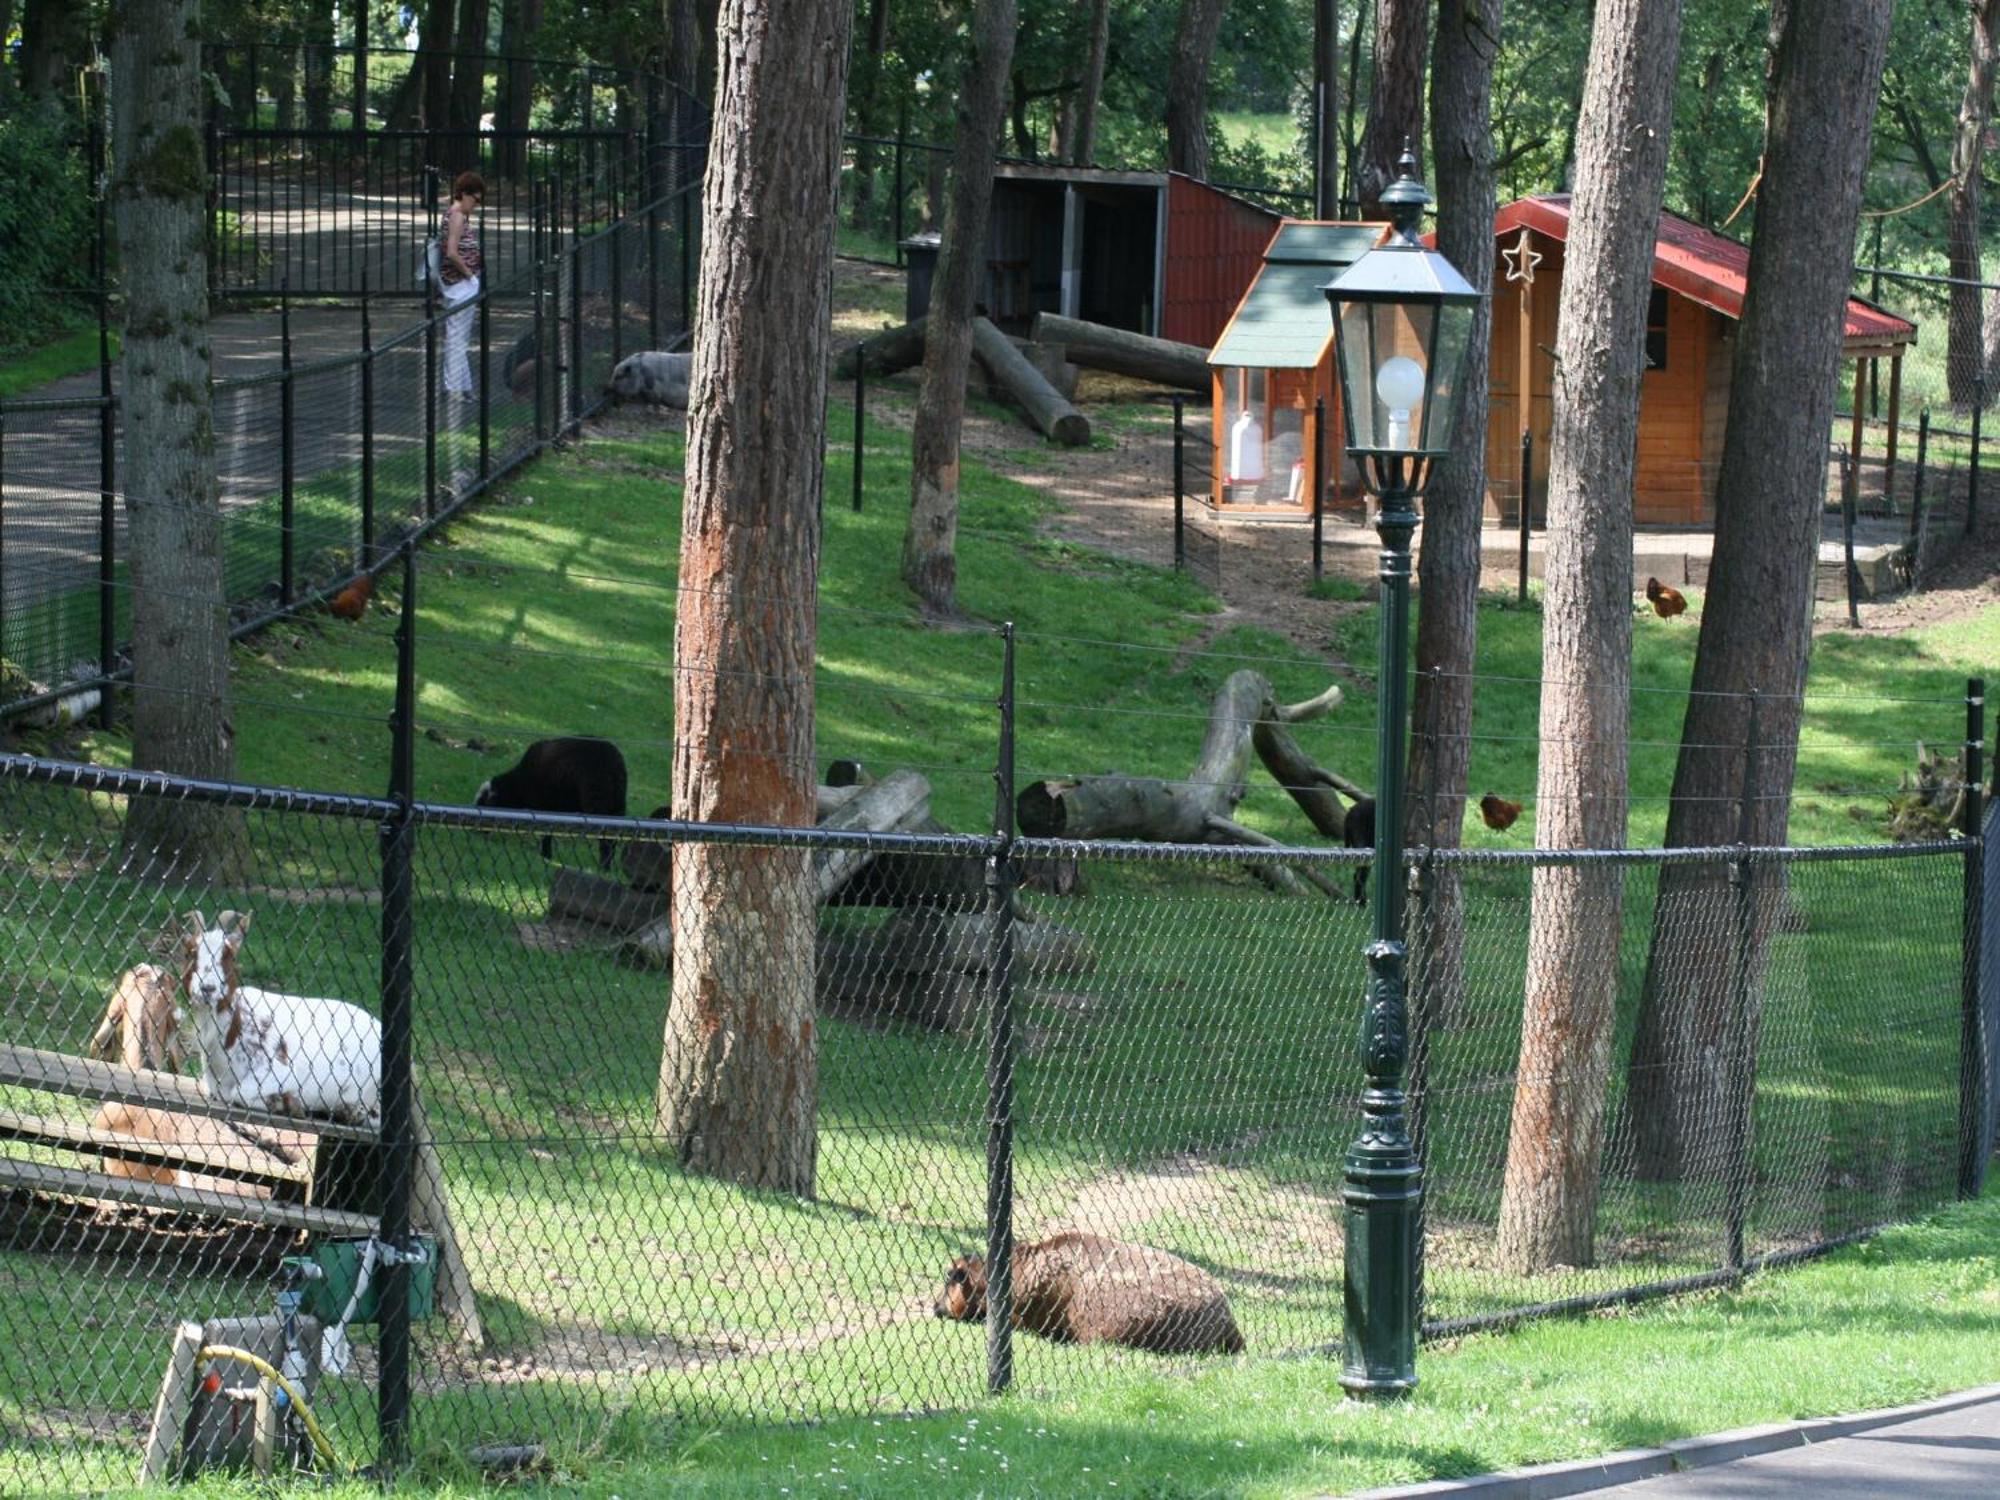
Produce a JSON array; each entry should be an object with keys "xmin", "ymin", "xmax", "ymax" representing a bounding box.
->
[{"xmin": 438, "ymin": 171, "xmax": 485, "ymax": 396}]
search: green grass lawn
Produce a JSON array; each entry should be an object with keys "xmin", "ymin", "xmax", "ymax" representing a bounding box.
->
[
  {"xmin": 0, "ymin": 323, "xmax": 120, "ymax": 400},
  {"xmin": 2, "ymin": 395, "xmax": 1994, "ymax": 1493}
]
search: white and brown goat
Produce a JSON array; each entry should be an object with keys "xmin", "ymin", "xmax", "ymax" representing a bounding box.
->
[{"xmin": 179, "ymin": 910, "xmax": 381, "ymax": 1127}]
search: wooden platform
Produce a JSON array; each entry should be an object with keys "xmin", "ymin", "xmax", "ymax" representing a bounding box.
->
[{"xmin": 0, "ymin": 1042, "xmax": 483, "ymax": 1346}]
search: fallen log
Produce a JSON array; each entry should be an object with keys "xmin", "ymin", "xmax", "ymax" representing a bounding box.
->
[
  {"xmin": 1252, "ymin": 713, "xmax": 1367, "ymax": 842},
  {"xmin": 972, "ymin": 317, "xmax": 1091, "ymax": 447},
  {"xmin": 1029, "ymin": 312, "xmax": 1211, "ymax": 392},
  {"xmin": 834, "ymin": 318, "xmax": 927, "ymax": 379},
  {"xmin": 872, "ymin": 910, "xmax": 1097, "ymax": 1034},
  {"xmin": 1017, "ymin": 673, "xmax": 1342, "ymax": 842},
  {"xmin": 549, "ymin": 868, "xmax": 669, "ymax": 933},
  {"xmin": 620, "ymin": 770, "xmax": 934, "ymax": 969}
]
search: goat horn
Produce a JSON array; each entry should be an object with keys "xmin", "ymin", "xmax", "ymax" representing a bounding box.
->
[
  {"xmin": 180, "ymin": 910, "xmax": 207, "ymax": 941},
  {"xmin": 217, "ymin": 910, "xmax": 252, "ymax": 943}
]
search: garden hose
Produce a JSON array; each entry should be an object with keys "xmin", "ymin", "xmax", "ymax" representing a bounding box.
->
[{"xmin": 196, "ymin": 1344, "xmax": 341, "ymax": 1471}]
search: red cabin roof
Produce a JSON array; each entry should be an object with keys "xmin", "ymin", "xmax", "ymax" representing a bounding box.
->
[{"xmin": 1493, "ymin": 195, "xmax": 1916, "ymax": 351}]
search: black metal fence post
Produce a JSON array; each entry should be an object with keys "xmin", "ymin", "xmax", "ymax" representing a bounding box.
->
[
  {"xmin": 352, "ymin": 31, "xmax": 367, "ymax": 139},
  {"xmin": 361, "ymin": 274, "xmax": 376, "ymax": 563},
  {"xmin": 533, "ymin": 186, "xmax": 549, "ymax": 446},
  {"xmin": 646, "ymin": 78, "xmax": 662, "ymax": 349},
  {"xmin": 568, "ymin": 219, "xmax": 584, "ymax": 431},
  {"xmin": 852, "ymin": 339, "xmax": 866, "ymax": 512},
  {"xmin": 375, "ymin": 541, "xmax": 419, "ymax": 1472},
  {"xmin": 1970, "ymin": 382, "xmax": 1984, "ymax": 539},
  {"xmin": 423, "ymin": 276, "xmax": 438, "ymax": 519},
  {"xmin": 280, "ymin": 282, "xmax": 297, "ymax": 605},
  {"xmin": 985, "ymin": 621, "xmax": 1018, "ymax": 1396},
  {"xmin": 1518, "ymin": 429, "xmax": 1532, "ymax": 605},
  {"xmin": 1312, "ymin": 395, "xmax": 1325, "ymax": 585},
  {"xmin": 1910, "ymin": 408, "xmax": 1930, "ymax": 554},
  {"xmin": 1961, "ymin": 676, "xmax": 1987, "ymax": 1198},
  {"xmin": 1724, "ymin": 690, "xmax": 1761, "ymax": 1275},
  {"xmin": 92, "ymin": 85, "xmax": 117, "ymax": 729},
  {"xmin": 1, "ymin": 414, "xmax": 8, "ymax": 670},
  {"xmin": 1842, "ymin": 450, "xmax": 1861, "ymax": 628},
  {"xmin": 610, "ymin": 215, "xmax": 625, "ymax": 370},
  {"xmin": 478, "ymin": 280, "xmax": 491, "ymax": 485},
  {"xmin": 1172, "ymin": 394, "xmax": 1186, "ymax": 572}
]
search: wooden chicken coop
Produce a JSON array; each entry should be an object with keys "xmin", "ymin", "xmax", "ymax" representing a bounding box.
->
[{"xmin": 1206, "ymin": 222, "xmax": 1385, "ymax": 514}]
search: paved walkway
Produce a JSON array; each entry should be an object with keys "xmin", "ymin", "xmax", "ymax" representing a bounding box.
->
[{"xmin": 1587, "ymin": 1393, "xmax": 2000, "ymax": 1497}]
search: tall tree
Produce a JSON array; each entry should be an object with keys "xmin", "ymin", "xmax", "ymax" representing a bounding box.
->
[
  {"xmin": 20, "ymin": 0, "xmax": 90, "ymax": 102},
  {"xmin": 1947, "ymin": 0, "xmax": 2000, "ymax": 405},
  {"xmin": 446, "ymin": 0, "xmax": 491, "ymax": 168},
  {"xmin": 657, "ymin": 0, "xmax": 854, "ymax": 1197},
  {"xmin": 1070, "ymin": 0, "xmax": 1113, "ymax": 165},
  {"xmin": 1164, "ymin": 0, "xmax": 1224, "ymax": 179},
  {"xmin": 1313, "ymin": 0, "xmax": 1343, "ymax": 214},
  {"xmin": 303, "ymin": 0, "xmax": 337, "ymax": 133},
  {"xmin": 110, "ymin": 0, "xmax": 243, "ymax": 874},
  {"xmin": 1407, "ymin": 0, "xmax": 1501, "ymax": 1149},
  {"xmin": 847, "ymin": 0, "xmax": 893, "ymax": 228},
  {"xmin": 1625, "ymin": 0, "xmax": 1895, "ymax": 1182},
  {"xmin": 494, "ymin": 0, "xmax": 542, "ymax": 179},
  {"xmin": 1355, "ymin": 0, "xmax": 1430, "ymax": 217},
  {"xmin": 1495, "ymin": 0, "xmax": 1684, "ymax": 1275},
  {"xmin": 901, "ymin": 0, "xmax": 1018, "ymax": 615}
]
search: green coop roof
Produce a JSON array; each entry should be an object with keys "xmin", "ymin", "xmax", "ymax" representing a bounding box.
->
[{"xmin": 1209, "ymin": 223, "xmax": 1384, "ymax": 370}]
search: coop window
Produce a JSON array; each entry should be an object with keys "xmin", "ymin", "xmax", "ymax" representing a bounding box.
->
[{"xmin": 1645, "ymin": 287, "xmax": 1669, "ymax": 371}]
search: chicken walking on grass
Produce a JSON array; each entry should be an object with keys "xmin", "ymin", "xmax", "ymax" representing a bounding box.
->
[
  {"xmin": 327, "ymin": 574, "xmax": 375, "ymax": 621},
  {"xmin": 1645, "ymin": 577, "xmax": 1687, "ymax": 619}
]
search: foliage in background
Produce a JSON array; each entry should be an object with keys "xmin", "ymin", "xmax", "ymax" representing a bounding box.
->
[{"xmin": 0, "ymin": 99, "xmax": 93, "ymax": 355}]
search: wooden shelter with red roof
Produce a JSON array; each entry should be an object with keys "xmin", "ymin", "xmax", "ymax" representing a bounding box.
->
[{"xmin": 1489, "ymin": 194, "xmax": 1917, "ymax": 526}]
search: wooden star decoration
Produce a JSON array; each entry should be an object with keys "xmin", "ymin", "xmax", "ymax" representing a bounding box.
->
[{"xmin": 1502, "ymin": 228, "xmax": 1542, "ymax": 285}]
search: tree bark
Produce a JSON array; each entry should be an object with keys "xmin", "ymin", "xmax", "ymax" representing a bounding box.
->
[
  {"xmin": 1407, "ymin": 0, "xmax": 1501, "ymax": 1156},
  {"xmin": 902, "ymin": 0, "xmax": 1017, "ymax": 616},
  {"xmin": 303, "ymin": 3, "xmax": 336, "ymax": 134},
  {"xmin": 657, "ymin": 0, "xmax": 854, "ymax": 1198},
  {"xmin": 20, "ymin": 0, "xmax": 88, "ymax": 103},
  {"xmin": 420, "ymin": 0, "xmax": 456, "ymax": 128},
  {"xmin": 1029, "ymin": 313, "xmax": 1211, "ymax": 390},
  {"xmin": 112, "ymin": 0, "xmax": 244, "ymax": 879},
  {"xmin": 1165, "ymin": 0, "xmax": 1226, "ymax": 180},
  {"xmin": 1355, "ymin": 0, "xmax": 1431, "ymax": 218},
  {"xmin": 972, "ymin": 318, "xmax": 1090, "ymax": 444},
  {"xmin": 1314, "ymin": 0, "xmax": 1343, "ymax": 214},
  {"xmin": 1947, "ymin": 1, "xmax": 2000, "ymax": 406},
  {"xmin": 1496, "ymin": 0, "xmax": 1683, "ymax": 1275},
  {"xmin": 447, "ymin": 0, "xmax": 492, "ymax": 168},
  {"xmin": 495, "ymin": 0, "xmax": 543, "ymax": 180},
  {"xmin": 1071, "ymin": 0, "xmax": 1113, "ymax": 166},
  {"xmin": 848, "ymin": 0, "xmax": 893, "ymax": 228},
  {"xmin": 836, "ymin": 316, "xmax": 928, "ymax": 377},
  {"xmin": 1625, "ymin": 0, "xmax": 1894, "ymax": 1184}
]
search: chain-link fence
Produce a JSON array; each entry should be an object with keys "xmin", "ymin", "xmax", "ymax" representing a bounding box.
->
[{"xmin": 0, "ymin": 673, "xmax": 1987, "ymax": 1489}]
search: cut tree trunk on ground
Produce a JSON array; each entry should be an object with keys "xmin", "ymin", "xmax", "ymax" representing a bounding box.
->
[
  {"xmin": 1029, "ymin": 313, "xmax": 1212, "ymax": 392},
  {"xmin": 1017, "ymin": 672, "xmax": 1342, "ymax": 842},
  {"xmin": 835, "ymin": 317, "xmax": 927, "ymax": 378},
  {"xmin": 1252, "ymin": 714, "xmax": 1367, "ymax": 840},
  {"xmin": 549, "ymin": 869, "xmax": 670, "ymax": 933},
  {"xmin": 622, "ymin": 770, "xmax": 933, "ymax": 969},
  {"xmin": 972, "ymin": 317, "xmax": 1091, "ymax": 446},
  {"xmin": 820, "ymin": 910, "xmax": 1095, "ymax": 1034}
]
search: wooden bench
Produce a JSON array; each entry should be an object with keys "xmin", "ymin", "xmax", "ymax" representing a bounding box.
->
[{"xmin": 0, "ymin": 1043, "xmax": 481, "ymax": 1344}]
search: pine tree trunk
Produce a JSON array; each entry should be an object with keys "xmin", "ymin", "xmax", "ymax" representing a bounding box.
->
[
  {"xmin": 303, "ymin": 5, "xmax": 336, "ymax": 134},
  {"xmin": 272, "ymin": 39, "xmax": 297, "ymax": 131},
  {"xmin": 1625, "ymin": 0, "xmax": 1894, "ymax": 1184},
  {"xmin": 447, "ymin": 0, "xmax": 492, "ymax": 161},
  {"xmin": 495, "ymin": 0, "xmax": 542, "ymax": 180},
  {"xmin": 1406, "ymin": 0, "xmax": 1501, "ymax": 1155},
  {"xmin": 1947, "ymin": 1, "xmax": 2000, "ymax": 406},
  {"xmin": 111, "ymin": 0, "xmax": 243, "ymax": 878},
  {"xmin": 420, "ymin": 0, "xmax": 456, "ymax": 129},
  {"xmin": 1355, "ymin": 0, "xmax": 1430, "ymax": 217},
  {"xmin": 20, "ymin": 0, "xmax": 88, "ymax": 103},
  {"xmin": 848, "ymin": 0, "xmax": 893, "ymax": 228},
  {"xmin": 902, "ymin": 0, "xmax": 1017, "ymax": 616},
  {"xmin": 1495, "ymin": 0, "xmax": 1684, "ymax": 1275},
  {"xmin": 1071, "ymin": 0, "xmax": 1112, "ymax": 166},
  {"xmin": 657, "ymin": 0, "xmax": 854, "ymax": 1199},
  {"xmin": 1165, "ymin": 0, "xmax": 1225, "ymax": 179},
  {"xmin": 1313, "ymin": 0, "xmax": 1342, "ymax": 213}
]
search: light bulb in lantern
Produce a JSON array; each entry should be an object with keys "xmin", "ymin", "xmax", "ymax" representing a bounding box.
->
[{"xmin": 1375, "ymin": 355, "xmax": 1426, "ymax": 451}]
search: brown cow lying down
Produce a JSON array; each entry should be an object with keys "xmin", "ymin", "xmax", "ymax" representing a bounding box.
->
[{"xmin": 934, "ymin": 1230, "xmax": 1245, "ymax": 1355}]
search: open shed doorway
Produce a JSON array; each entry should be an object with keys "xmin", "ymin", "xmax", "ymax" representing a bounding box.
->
[{"xmin": 1076, "ymin": 186, "xmax": 1160, "ymax": 333}]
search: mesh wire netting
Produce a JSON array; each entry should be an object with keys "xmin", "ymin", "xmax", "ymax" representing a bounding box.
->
[{"xmin": 0, "ymin": 751, "xmax": 1981, "ymax": 1491}]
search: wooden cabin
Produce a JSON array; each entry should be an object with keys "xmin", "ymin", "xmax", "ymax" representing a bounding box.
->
[
  {"xmin": 1206, "ymin": 221, "xmax": 1384, "ymax": 513},
  {"xmin": 1488, "ymin": 195, "xmax": 1918, "ymax": 526},
  {"xmin": 983, "ymin": 165, "xmax": 1283, "ymax": 346}
]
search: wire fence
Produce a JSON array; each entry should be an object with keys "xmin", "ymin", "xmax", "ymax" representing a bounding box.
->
[{"xmin": 0, "ymin": 588, "xmax": 1991, "ymax": 1488}]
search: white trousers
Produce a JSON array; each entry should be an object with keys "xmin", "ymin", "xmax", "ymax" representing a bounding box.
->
[{"xmin": 441, "ymin": 276, "xmax": 480, "ymax": 394}]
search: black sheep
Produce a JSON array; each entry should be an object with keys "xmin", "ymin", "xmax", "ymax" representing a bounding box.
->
[
  {"xmin": 475, "ymin": 737, "xmax": 628, "ymax": 868},
  {"xmin": 1344, "ymin": 796, "xmax": 1375, "ymax": 906}
]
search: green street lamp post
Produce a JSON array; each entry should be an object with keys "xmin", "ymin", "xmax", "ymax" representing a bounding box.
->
[{"xmin": 1322, "ymin": 149, "xmax": 1483, "ymax": 1398}]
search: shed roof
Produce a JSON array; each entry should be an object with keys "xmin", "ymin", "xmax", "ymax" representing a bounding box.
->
[
  {"xmin": 1209, "ymin": 222, "xmax": 1384, "ymax": 369},
  {"xmin": 1494, "ymin": 195, "xmax": 1917, "ymax": 350}
]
